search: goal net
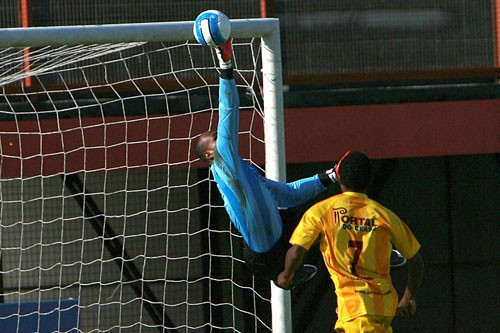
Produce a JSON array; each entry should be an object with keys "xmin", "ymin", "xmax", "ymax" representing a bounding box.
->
[{"xmin": 0, "ymin": 20, "xmax": 288, "ymax": 332}]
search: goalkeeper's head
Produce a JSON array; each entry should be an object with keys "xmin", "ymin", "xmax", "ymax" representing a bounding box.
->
[
  {"xmin": 195, "ymin": 131, "xmax": 217, "ymax": 166},
  {"xmin": 337, "ymin": 151, "xmax": 372, "ymax": 193}
]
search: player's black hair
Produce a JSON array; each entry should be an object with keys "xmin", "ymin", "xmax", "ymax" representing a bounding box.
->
[{"xmin": 338, "ymin": 151, "xmax": 371, "ymax": 192}]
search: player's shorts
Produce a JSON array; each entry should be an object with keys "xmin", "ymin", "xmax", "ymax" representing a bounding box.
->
[
  {"xmin": 334, "ymin": 315, "xmax": 393, "ymax": 333},
  {"xmin": 242, "ymin": 235, "xmax": 289, "ymax": 281}
]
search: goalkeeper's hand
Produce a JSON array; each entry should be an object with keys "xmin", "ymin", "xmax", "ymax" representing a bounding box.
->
[
  {"xmin": 318, "ymin": 166, "xmax": 338, "ymax": 187},
  {"xmin": 215, "ymin": 38, "xmax": 233, "ymax": 69},
  {"xmin": 325, "ymin": 167, "xmax": 338, "ymax": 183}
]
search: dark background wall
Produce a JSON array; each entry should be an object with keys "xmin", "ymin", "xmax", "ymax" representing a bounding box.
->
[{"xmin": 284, "ymin": 154, "xmax": 499, "ymax": 332}]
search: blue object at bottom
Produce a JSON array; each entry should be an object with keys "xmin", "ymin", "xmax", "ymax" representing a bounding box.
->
[{"xmin": 0, "ymin": 299, "xmax": 79, "ymax": 333}]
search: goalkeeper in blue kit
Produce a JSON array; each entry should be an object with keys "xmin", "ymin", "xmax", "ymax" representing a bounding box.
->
[
  {"xmin": 195, "ymin": 39, "xmax": 338, "ymax": 288},
  {"xmin": 195, "ymin": 39, "xmax": 406, "ymax": 288}
]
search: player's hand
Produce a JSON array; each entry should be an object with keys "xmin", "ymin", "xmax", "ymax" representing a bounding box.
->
[
  {"xmin": 275, "ymin": 271, "xmax": 293, "ymax": 290},
  {"xmin": 215, "ymin": 38, "xmax": 233, "ymax": 69},
  {"xmin": 396, "ymin": 288, "xmax": 417, "ymax": 317}
]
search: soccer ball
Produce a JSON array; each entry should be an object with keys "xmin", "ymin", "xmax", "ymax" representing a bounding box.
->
[{"xmin": 193, "ymin": 10, "xmax": 231, "ymax": 47}]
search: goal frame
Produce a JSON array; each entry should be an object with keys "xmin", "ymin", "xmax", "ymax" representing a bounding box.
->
[{"xmin": 0, "ymin": 19, "xmax": 291, "ymax": 332}]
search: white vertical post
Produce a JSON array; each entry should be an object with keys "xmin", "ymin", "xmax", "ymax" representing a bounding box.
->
[
  {"xmin": 261, "ymin": 20, "xmax": 292, "ymax": 333},
  {"xmin": 261, "ymin": 21, "xmax": 286, "ymax": 181}
]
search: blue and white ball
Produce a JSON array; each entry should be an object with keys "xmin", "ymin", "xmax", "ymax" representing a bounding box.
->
[{"xmin": 193, "ymin": 10, "xmax": 231, "ymax": 47}]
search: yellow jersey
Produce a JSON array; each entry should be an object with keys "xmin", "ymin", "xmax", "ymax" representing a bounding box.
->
[{"xmin": 290, "ymin": 191, "xmax": 421, "ymax": 322}]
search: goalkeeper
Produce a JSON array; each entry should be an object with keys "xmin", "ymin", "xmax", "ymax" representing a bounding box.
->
[
  {"xmin": 195, "ymin": 39, "xmax": 337, "ymax": 288},
  {"xmin": 195, "ymin": 40, "xmax": 406, "ymax": 287}
]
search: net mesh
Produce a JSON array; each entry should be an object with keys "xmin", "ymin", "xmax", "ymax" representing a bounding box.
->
[{"xmin": 0, "ymin": 37, "xmax": 271, "ymax": 332}]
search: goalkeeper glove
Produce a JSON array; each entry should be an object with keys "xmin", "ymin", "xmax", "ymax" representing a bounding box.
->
[
  {"xmin": 319, "ymin": 167, "xmax": 338, "ymax": 187},
  {"xmin": 325, "ymin": 167, "xmax": 338, "ymax": 183},
  {"xmin": 215, "ymin": 38, "xmax": 233, "ymax": 69}
]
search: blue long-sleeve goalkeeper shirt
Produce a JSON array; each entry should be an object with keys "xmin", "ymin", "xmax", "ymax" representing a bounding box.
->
[{"xmin": 210, "ymin": 77, "xmax": 326, "ymax": 253}]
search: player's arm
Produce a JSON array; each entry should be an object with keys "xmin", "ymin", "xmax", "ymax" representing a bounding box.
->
[
  {"xmin": 214, "ymin": 39, "xmax": 241, "ymax": 172},
  {"xmin": 261, "ymin": 167, "xmax": 338, "ymax": 209},
  {"xmin": 397, "ymin": 251, "xmax": 424, "ymax": 317},
  {"xmin": 261, "ymin": 175, "xmax": 326, "ymax": 208},
  {"xmin": 276, "ymin": 206, "xmax": 323, "ymax": 288},
  {"xmin": 276, "ymin": 244, "xmax": 308, "ymax": 289}
]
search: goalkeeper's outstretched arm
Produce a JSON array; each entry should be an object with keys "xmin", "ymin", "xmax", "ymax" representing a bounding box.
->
[{"xmin": 194, "ymin": 38, "xmax": 234, "ymax": 166}]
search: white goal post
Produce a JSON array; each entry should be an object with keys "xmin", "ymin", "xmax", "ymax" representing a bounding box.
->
[{"xmin": 0, "ymin": 18, "xmax": 291, "ymax": 332}]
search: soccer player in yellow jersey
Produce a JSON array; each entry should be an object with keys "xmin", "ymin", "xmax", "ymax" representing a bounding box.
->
[{"xmin": 276, "ymin": 151, "xmax": 424, "ymax": 333}]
